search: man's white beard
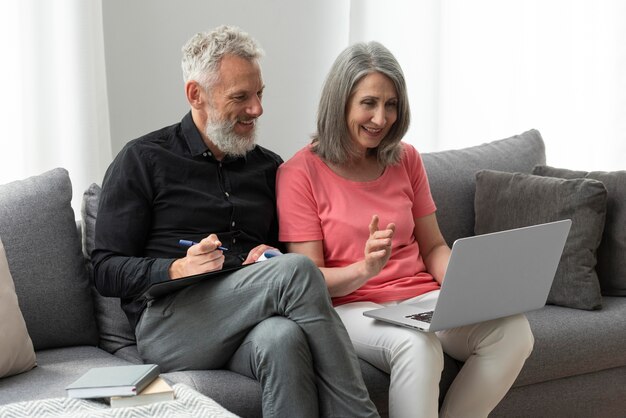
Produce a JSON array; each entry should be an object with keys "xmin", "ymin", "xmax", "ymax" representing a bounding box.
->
[{"xmin": 205, "ymin": 114, "xmax": 257, "ymax": 157}]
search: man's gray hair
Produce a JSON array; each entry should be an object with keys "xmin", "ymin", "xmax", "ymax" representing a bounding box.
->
[
  {"xmin": 312, "ymin": 41, "xmax": 410, "ymax": 166},
  {"xmin": 181, "ymin": 25, "xmax": 264, "ymax": 90}
]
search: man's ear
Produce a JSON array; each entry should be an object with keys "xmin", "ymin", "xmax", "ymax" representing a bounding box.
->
[{"xmin": 185, "ymin": 81, "xmax": 204, "ymax": 109}]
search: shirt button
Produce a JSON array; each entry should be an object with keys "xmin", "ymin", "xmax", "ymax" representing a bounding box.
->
[
  {"xmin": 202, "ymin": 152, "xmax": 207, "ymax": 157},
  {"xmin": 224, "ymin": 192, "xmax": 230, "ymax": 198},
  {"xmin": 233, "ymin": 238, "xmax": 237, "ymax": 244},
  {"xmin": 231, "ymin": 221, "xmax": 235, "ymax": 227}
]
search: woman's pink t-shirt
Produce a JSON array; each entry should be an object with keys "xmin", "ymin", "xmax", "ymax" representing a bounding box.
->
[{"xmin": 276, "ymin": 143, "xmax": 440, "ymax": 306}]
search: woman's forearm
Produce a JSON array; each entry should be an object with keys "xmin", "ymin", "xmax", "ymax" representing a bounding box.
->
[
  {"xmin": 423, "ymin": 243, "xmax": 451, "ymax": 285},
  {"xmin": 320, "ymin": 261, "xmax": 371, "ymax": 297}
]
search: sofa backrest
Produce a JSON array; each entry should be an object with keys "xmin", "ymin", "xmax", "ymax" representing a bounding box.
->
[
  {"xmin": 0, "ymin": 168, "xmax": 99, "ymax": 350},
  {"xmin": 421, "ymin": 129, "xmax": 546, "ymax": 245}
]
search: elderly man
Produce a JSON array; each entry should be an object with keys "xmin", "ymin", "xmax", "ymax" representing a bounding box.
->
[{"xmin": 92, "ymin": 26, "xmax": 378, "ymax": 418}]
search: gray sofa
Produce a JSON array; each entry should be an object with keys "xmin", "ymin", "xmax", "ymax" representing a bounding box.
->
[{"xmin": 1, "ymin": 130, "xmax": 625, "ymax": 417}]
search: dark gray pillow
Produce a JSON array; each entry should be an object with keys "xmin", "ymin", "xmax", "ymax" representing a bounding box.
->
[
  {"xmin": 0, "ymin": 168, "xmax": 98, "ymax": 349},
  {"xmin": 474, "ymin": 169, "xmax": 607, "ymax": 310},
  {"xmin": 81, "ymin": 183, "xmax": 137, "ymax": 353},
  {"xmin": 533, "ymin": 166, "xmax": 626, "ymax": 296},
  {"xmin": 422, "ymin": 129, "xmax": 546, "ymax": 246}
]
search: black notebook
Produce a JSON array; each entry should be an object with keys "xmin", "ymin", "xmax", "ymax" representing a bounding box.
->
[{"xmin": 142, "ymin": 264, "xmax": 249, "ymax": 299}]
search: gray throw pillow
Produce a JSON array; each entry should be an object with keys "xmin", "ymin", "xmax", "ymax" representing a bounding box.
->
[
  {"xmin": 81, "ymin": 183, "xmax": 137, "ymax": 353},
  {"xmin": 0, "ymin": 168, "xmax": 98, "ymax": 349},
  {"xmin": 422, "ymin": 129, "xmax": 546, "ymax": 246},
  {"xmin": 533, "ymin": 166, "xmax": 626, "ymax": 296},
  {"xmin": 474, "ymin": 169, "xmax": 607, "ymax": 310}
]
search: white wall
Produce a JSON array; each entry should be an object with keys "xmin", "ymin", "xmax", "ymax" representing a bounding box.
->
[
  {"xmin": 102, "ymin": 0, "xmax": 350, "ymax": 160},
  {"xmin": 102, "ymin": 1, "xmax": 626, "ymax": 172}
]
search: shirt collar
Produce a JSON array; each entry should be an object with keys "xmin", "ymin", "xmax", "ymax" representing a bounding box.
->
[{"xmin": 181, "ymin": 111, "xmax": 248, "ymax": 163}]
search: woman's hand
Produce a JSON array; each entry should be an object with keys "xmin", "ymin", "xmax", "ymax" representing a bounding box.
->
[
  {"xmin": 242, "ymin": 244, "xmax": 278, "ymax": 265},
  {"xmin": 168, "ymin": 234, "xmax": 225, "ymax": 279},
  {"xmin": 284, "ymin": 215, "xmax": 395, "ymax": 297},
  {"xmin": 362, "ymin": 215, "xmax": 395, "ymax": 279}
]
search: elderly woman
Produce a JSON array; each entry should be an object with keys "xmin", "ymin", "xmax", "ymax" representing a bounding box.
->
[{"xmin": 276, "ymin": 41, "xmax": 534, "ymax": 418}]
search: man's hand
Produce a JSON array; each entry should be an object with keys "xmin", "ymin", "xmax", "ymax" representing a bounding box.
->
[
  {"xmin": 169, "ymin": 234, "xmax": 225, "ymax": 280},
  {"xmin": 242, "ymin": 244, "xmax": 278, "ymax": 265},
  {"xmin": 362, "ymin": 215, "xmax": 395, "ymax": 279}
]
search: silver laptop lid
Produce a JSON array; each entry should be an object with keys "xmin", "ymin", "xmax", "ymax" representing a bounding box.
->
[
  {"xmin": 428, "ymin": 219, "xmax": 571, "ymax": 331},
  {"xmin": 363, "ymin": 219, "xmax": 571, "ymax": 332}
]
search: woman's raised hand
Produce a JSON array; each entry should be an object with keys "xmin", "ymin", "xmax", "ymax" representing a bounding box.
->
[{"xmin": 363, "ymin": 215, "xmax": 395, "ymax": 278}]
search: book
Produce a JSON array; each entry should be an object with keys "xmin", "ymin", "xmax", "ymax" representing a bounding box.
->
[
  {"xmin": 109, "ymin": 376, "xmax": 174, "ymax": 408},
  {"xmin": 65, "ymin": 364, "xmax": 160, "ymax": 399}
]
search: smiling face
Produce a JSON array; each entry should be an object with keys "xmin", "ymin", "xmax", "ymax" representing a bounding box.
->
[
  {"xmin": 208, "ymin": 54, "xmax": 264, "ymax": 135},
  {"xmin": 345, "ymin": 72, "xmax": 398, "ymax": 156},
  {"xmin": 196, "ymin": 54, "xmax": 265, "ymax": 157}
]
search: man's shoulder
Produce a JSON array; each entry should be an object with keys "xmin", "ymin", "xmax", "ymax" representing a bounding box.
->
[
  {"xmin": 128, "ymin": 122, "xmax": 181, "ymax": 149},
  {"xmin": 115, "ymin": 122, "xmax": 182, "ymax": 162}
]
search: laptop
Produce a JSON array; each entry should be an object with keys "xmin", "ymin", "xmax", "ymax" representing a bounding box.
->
[{"xmin": 363, "ymin": 219, "xmax": 571, "ymax": 332}]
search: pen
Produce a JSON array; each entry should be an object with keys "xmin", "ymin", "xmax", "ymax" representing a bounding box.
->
[{"xmin": 178, "ymin": 239, "xmax": 228, "ymax": 251}]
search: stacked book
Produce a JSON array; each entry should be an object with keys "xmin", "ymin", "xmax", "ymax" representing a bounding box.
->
[{"xmin": 65, "ymin": 364, "xmax": 175, "ymax": 408}]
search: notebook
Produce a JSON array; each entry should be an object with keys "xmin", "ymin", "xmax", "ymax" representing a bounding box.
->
[
  {"xmin": 142, "ymin": 264, "xmax": 249, "ymax": 299},
  {"xmin": 66, "ymin": 364, "xmax": 160, "ymax": 399},
  {"xmin": 141, "ymin": 249, "xmax": 283, "ymax": 300},
  {"xmin": 363, "ymin": 219, "xmax": 571, "ymax": 332}
]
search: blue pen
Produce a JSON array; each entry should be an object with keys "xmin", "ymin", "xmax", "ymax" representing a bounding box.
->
[{"xmin": 178, "ymin": 239, "xmax": 228, "ymax": 251}]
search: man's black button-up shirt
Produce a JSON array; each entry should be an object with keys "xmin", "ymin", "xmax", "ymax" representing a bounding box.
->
[{"xmin": 92, "ymin": 112, "xmax": 283, "ymax": 328}]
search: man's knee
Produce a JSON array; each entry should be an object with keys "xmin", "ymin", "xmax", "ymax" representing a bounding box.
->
[
  {"xmin": 279, "ymin": 253, "xmax": 322, "ymax": 276},
  {"xmin": 249, "ymin": 316, "xmax": 311, "ymax": 363},
  {"xmin": 275, "ymin": 253, "xmax": 328, "ymax": 295}
]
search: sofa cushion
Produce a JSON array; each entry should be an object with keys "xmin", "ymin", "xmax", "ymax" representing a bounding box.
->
[
  {"xmin": 421, "ymin": 129, "xmax": 546, "ymax": 246},
  {"xmin": 0, "ymin": 237, "xmax": 36, "ymax": 378},
  {"xmin": 533, "ymin": 165, "xmax": 626, "ymax": 296},
  {"xmin": 0, "ymin": 346, "xmax": 133, "ymax": 404},
  {"xmin": 0, "ymin": 168, "xmax": 98, "ymax": 349},
  {"xmin": 474, "ymin": 170, "xmax": 606, "ymax": 310},
  {"xmin": 81, "ymin": 183, "xmax": 137, "ymax": 353},
  {"xmin": 515, "ymin": 297, "xmax": 626, "ymax": 387}
]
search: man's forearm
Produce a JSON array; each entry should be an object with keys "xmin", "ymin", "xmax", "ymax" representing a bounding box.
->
[{"xmin": 92, "ymin": 251, "xmax": 174, "ymax": 298}]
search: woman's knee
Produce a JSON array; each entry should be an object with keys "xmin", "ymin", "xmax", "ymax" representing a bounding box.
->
[
  {"xmin": 502, "ymin": 314, "xmax": 534, "ymax": 358},
  {"xmin": 481, "ymin": 314, "xmax": 534, "ymax": 361}
]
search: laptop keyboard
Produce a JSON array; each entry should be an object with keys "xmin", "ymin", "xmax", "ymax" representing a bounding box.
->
[{"xmin": 405, "ymin": 311, "xmax": 434, "ymax": 323}]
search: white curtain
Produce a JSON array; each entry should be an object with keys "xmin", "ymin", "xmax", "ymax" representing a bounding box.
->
[
  {"xmin": 0, "ymin": 0, "xmax": 111, "ymax": 212},
  {"xmin": 350, "ymin": 0, "xmax": 626, "ymax": 171}
]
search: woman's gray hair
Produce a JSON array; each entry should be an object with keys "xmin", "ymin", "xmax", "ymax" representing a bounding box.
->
[
  {"xmin": 181, "ymin": 25, "xmax": 264, "ymax": 90},
  {"xmin": 312, "ymin": 41, "xmax": 410, "ymax": 166}
]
